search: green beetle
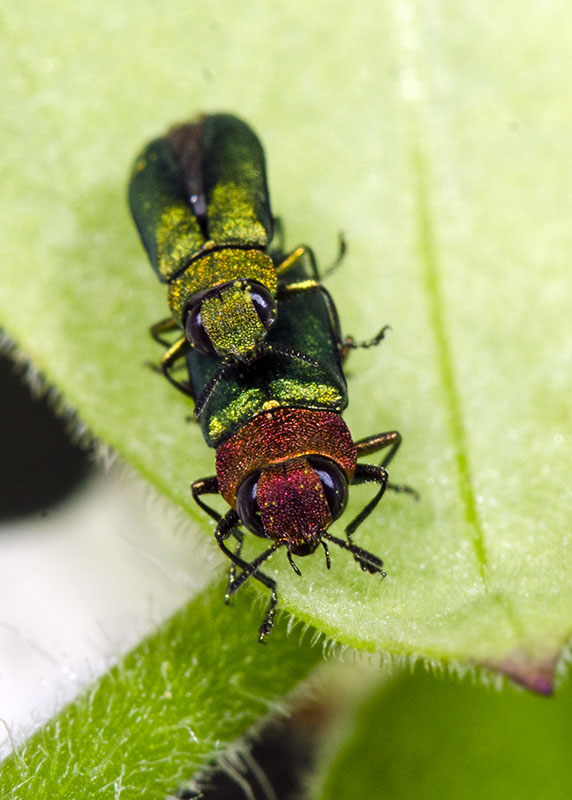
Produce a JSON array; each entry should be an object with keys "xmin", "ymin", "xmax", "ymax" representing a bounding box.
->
[{"xmin": 129, "ymin": 113, "xmax": 330, "ymax": 404}]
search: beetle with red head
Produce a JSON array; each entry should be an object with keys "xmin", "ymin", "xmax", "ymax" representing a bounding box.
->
[
  {"xmin": 188, "ymin": 266, "xmax": 414, "ymax": 640},
  {"xmin": 128, "ymin": 113, "xmax": 339, "ymax": 413}
]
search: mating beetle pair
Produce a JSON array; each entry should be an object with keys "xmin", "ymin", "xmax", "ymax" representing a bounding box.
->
[{"xmin": 129, "ymin": 113, "xmax": 414, "ymax": 639}]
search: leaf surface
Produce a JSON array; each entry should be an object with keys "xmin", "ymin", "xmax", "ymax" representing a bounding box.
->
[
  {"xmin": 0, "ymin": 583, "xmax": 322, "ymax": 799},
  {"xmin": 1, "ymin": 0, "xmax": 571, "ymax": 695}
]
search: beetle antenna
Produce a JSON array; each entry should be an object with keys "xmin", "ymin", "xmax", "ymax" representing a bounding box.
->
[
  {"xmin": 194, "ymin": 360, "xmax": 234, "ymax": 418},
  {"xmin": 268, "ymin": 344, "xmax": 319, "ymax": 368}
]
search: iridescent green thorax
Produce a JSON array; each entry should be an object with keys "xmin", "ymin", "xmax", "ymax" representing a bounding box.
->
[
  {"xmin": 200, "ymin": 281, "xmax": 266, "ymax": 359},
  {"xmin": 167, "ymin": 248, "xmax": 276, "ymax": 327},
  {"xmin": 215, "ymin": 407, "xmax": 357, "ymax": 507}
]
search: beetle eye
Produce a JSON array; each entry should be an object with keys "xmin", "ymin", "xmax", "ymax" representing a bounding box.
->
[
  {"xmin": 306, "ymin": 455, "xmax": 348, "ymax": 520},
  {"xmin": 236, "ymin": 471, "xmax": 265, "ymax": 537},
  {"xmin": 249, "ymin": 282, "xmax": 277, "ymax": 332},
  {"xmin": 184, "ymin": 293, "xmax": 217, "ymax": 356}
]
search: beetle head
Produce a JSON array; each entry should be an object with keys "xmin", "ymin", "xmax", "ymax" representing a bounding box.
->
[
  {"xmin": 184, "ymin": 279, "xmax": 277, "ymax": 360},
  {"xmin": 235, "ymin": 455, "xmax": 348, "ymax": 554}
]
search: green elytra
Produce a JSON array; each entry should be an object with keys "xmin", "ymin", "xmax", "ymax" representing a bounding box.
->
[
  {"xmin": 128, "ymin": 114, "xmax": 328, "ymax": 398},
  {"xmin": 129, "ymin": 113, "xmax": 273, "ymax": 285}
]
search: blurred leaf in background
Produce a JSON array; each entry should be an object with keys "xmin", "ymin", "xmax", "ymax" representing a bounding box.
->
[{"xmin": 316, "ymin": 668, "xmax": 572, "ymax": 800}]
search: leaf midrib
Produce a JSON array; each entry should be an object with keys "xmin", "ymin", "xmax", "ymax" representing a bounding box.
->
[
  {"xmin": 410, "ymin": 126, "xmax": 530, "ymax": 647},
  {"xmin": 411, "ymin": 138, "xmax": 488, "ymax": 585}
]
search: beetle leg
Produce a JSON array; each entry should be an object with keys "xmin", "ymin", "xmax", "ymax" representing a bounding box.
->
[
  {"xmin": 345, "ymin": 432, "xmax": 417, "ymax": 565},
  {"xmin": 276, "ymin": 279, "xmax": 320, "ymax": 298},
  {"xmin": 354, "ymin": 430, "xmax": 419, "ymax": 498},
  {"xmin": 191, "ymin": 475, "xmax": 222, "ymax": 522},
  {"xmin": 319, "ymin": 232, "xmax": 347, "ymax": 279},
  {"xmin": 227, "ymin": 528, "xmax": 244, "ymax": 598},
  {"xmin": 150, "ymin": 317, "xmax": 179, "ymax": 347},
  {"xmin": 213, "ymin": 508, "xmax": 243, "ymax": 603},
  {"xmin": 193, "ymin": 360, "xmax": 234, "ymax": 419},
  {"xmin": 275, "ymin": 244, "xmax": 320, "ymax": 280},
  {"xmin": 347, "ymin": 463, "xmax": 389, "ymax": 544},
  {"xmin": 191, "ymin": 478, "xmax": 243, "ymax": 597},
  {"xmin": 193, "ymin": 476, "xmax": 281, "ymax": 641},
  {"xmin": 276, "ymin": 234, "xmax": 346, "ymax": 281},
  {"xmin": 354, "ymin": 429, "xmax": 401, "ymax": 463},
  {"xmin": 341, "ymin": 324, "xmax": 391, "ymax": 361},
  {"xmin": 157, "ymin": 335, "xmax": 194, "ymax": 398},
  {"xmin": 215, "ymin": 518, "xmax": 281, "ymax": 642}
]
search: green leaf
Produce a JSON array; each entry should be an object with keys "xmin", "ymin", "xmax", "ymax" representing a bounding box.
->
[
  {"xmin": 315, "ymin": 669, "xmax": 572, "ymax": 799},
  {"xmin": 0, "ymin": 582, "xmax": 322, "ymax": 798},
  {"xmin": 2, "ymin": 0, "xmax": 571, "ymax": 698}
]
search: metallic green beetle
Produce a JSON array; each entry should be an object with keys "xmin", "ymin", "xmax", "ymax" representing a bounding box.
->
[{"xmin": 129, "ymin": 113, "xmax": 327, "ymax": 403}]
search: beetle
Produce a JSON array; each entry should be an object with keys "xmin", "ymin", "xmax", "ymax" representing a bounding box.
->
[
  {"xmin": 129, "ymin": 113, "xmax": 341, "ymax": 414},
  {"xmin": 187, "ymin": 262, "xmax": 413, "ymax": 639}
]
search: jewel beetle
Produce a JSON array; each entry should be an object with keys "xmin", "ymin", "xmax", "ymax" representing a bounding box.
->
[
  {"xmin": 129, "ymin": 113, "xmax": 335, "ymax": 413},
  {"xmin": 187, "ymin": 259, "xmax": 415, "ymax": 640}
]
